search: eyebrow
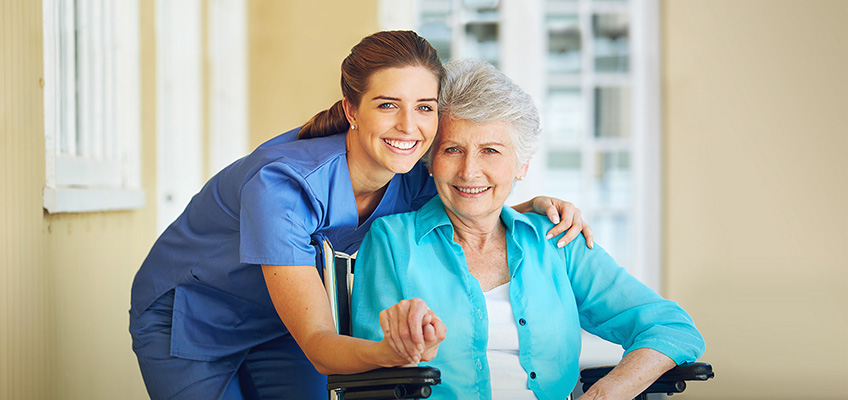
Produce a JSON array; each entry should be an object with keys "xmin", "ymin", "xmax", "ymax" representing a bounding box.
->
[{"xmin": 371, "ymin": 95, "xmax": 438, "ymax": 103}]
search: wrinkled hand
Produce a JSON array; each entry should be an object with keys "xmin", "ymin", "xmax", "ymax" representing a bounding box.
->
[
  {"xmin": 530, "ymin": 196, "xmax": 593, "ymax": 248},
  {"xmin": 379, "ymin": 298, "xmax": 447, "ymax": 364}
]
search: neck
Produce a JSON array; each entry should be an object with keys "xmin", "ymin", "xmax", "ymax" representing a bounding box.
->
[
  {"xmin": 345, "ymin": 130, "xmax": 395, "ymax": 195},
  {"xmin": 446, "ymin": 209, "xmax": 505, "ymax": 251},
  {"xmin": 346, "ymin": 131, "xmax": 394, "ymax": 224}
]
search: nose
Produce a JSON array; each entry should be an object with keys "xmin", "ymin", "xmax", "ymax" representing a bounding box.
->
[
  {"xmin": 458, "ymin": 153, "xmax": 480, "ymax": 181},
  {"xmin": 395, "ymin": 108, "xmax": 417, "ymax": 135}
]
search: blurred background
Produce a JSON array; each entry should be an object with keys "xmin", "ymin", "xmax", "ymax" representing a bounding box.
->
[{"xmin": 2, "ymin": 0, "xmax": 846, "ymax": 399}]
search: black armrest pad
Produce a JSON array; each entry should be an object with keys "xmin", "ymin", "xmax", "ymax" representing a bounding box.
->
[
  {"xmin": 580, "ymin": 362, "xmax": 714, "ymax": 395},
  {"xmin": 581, "ymin": 362, "xmax": 713, "ymax": 384},
  {"xmin": 327, "ymin": 366, "xmax": 441, "ymax": 390}
]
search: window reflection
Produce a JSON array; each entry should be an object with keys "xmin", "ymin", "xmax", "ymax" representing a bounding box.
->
[
  {"xmin": 546, "ymin": 87, "xmax": 583, "ymax": 143},
  {"xmin": 593, "ymin": 14, "xmax": 629, "ymax": 72},
  {"xmin": 546, "ymin": 151, "xmax": 583, "ymax": 206},
  {"xmin": 547, "ymin": 15, "xmax": 581, "ymax": 73},
  {"xmin": 593, "ymin": 151, "xmax": 630, "ymax": 207},
  {"xmin": 594, "ymin": 86, "xmax": 630, "ymax": 138}
]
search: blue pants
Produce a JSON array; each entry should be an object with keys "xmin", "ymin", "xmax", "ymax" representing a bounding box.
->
[{"xmin": 130, "ymin": 290, "xmax": 327, "ymax": 399}]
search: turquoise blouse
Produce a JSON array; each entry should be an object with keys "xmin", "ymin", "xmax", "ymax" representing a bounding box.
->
[{"xmin": 351, "ymin": 196, "xmax": 705, "ymax": 400}]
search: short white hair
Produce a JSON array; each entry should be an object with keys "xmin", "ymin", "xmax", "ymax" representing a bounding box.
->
[{"xmin": 425, "ymin": 59, "xmax": 541, "ymax": 168}]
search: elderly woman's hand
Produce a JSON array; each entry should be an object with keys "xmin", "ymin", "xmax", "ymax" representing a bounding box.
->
[
  {"xmin": 515, "ymin": 196, "xmax": 594, "ymax": 248},
  {"xmin": 379, "ymin": 298, "xmax": 447, "ymax": 364}
]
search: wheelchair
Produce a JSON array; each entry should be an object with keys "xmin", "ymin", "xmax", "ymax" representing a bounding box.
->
[{"xmin": 318, "ymin": 240, "xmax": 714, "ymax": 400}]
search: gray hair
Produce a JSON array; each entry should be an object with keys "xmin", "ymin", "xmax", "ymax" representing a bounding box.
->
[{"xmin": 425, "ymin": 58, "xmax": 541, "ymax": 167}]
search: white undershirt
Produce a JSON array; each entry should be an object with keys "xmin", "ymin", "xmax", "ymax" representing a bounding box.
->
[{"xmin": 484, "ymin": 282, "xmax": 538, "ymax": 399}]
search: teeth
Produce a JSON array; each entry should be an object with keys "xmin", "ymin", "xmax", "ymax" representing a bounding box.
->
[
  {"xmin": 384, "ymin": 139, "xmax": 417, "ymax": 150},
  {"xmin": 457, "ymin": 187, "xmax": 488, "ymax": 194}
]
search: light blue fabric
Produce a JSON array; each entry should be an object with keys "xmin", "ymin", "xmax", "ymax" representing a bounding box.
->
[
  {"xmin": 129, "ymin": 126, "xmax": 436, "ymax": 395},
  {"xmin": 351, "ymin": 196, "xmax": 705, "ymax": 400}
]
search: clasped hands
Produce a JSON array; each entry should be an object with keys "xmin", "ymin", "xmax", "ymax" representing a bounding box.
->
[{"xmin": 379, "ymin": 298, "xmax": 446, "ymax": 366}]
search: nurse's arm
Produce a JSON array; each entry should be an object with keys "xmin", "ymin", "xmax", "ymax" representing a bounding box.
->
[
  {"xmin": 261, "ymin": 264, "xmax": 411, "ymax": 375},
  {"xmin": 576, "ymin": 348, "xmax": 676, "ymax": 400}
]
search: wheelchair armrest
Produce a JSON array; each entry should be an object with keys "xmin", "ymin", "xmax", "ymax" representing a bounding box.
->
[
  {"xmin": 580, "ymin": 362, "xmax": 714, "ymax": 396},
  {"xmin": 327, "ymin": 366, "xmax": 441, "ymax": 400}
]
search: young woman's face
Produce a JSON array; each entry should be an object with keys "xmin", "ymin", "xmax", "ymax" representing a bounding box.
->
[
  {"xmin": 347, "ymin": 66, "xmax": 440, "ymax": 175},
  {"xmin": 431, "ymin": 118, "xmax": 527, "ymax": 224}
]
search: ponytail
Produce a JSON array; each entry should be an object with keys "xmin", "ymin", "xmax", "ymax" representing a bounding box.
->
[{"xmin": 298, "ymin": 100, "xmax": 348, "ymax": 139}]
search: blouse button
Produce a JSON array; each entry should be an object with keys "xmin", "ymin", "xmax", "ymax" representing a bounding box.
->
[
  {"xmin": 518, "ymin": 318, "xmax": 526, "ymax": 326},
  {"xmin": 530, "ymin": 372, "xmax": 537, "ymax": 379},
  {"xmin": 477, "ymin": 310, "xmax": 484, "ymax": 319}
]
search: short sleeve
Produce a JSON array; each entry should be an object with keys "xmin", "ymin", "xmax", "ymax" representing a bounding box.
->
[{"xmin": 239, "ymin": 162, "xmax": 322, "ymax": 266}]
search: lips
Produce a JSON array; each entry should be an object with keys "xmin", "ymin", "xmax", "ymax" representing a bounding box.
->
[{"xmin": 383, "ymin": 138, "xmax": 418, "ymax": 150}]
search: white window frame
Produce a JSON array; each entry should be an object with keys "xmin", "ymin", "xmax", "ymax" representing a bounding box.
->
[{"xmin": 42, "ymin": 0, "xmax": 144, "ymax": 213}]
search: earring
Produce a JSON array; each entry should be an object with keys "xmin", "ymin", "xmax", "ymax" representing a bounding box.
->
[{"xmin": 350, "ymin": 124, "xmax": 356, "ymax": 130}]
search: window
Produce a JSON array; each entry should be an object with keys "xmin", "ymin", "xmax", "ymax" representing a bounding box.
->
[
  {"xmin": 42, "ymin": 0, "xmax": 143, "ymax": 213},
  {"xmin": 393, "ymin": 0, "xmax": 661, "ymax": 367},
  {"xmin": 409, "ymin": 0, "xmax": 660, "ymax": 289}
]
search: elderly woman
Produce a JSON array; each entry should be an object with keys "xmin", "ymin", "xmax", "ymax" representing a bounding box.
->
[{"xmin": 351, "ymin": 59, "xmax": 705, "ymax": 400}]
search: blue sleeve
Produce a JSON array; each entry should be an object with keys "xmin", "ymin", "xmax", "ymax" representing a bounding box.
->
[
  {"xmin": 563, "ymin": 236, "xmax": 706, "ymax": 364},
  {"xmin": 350, "ymin": 218, "xmax": 405, "ymax": 342},
  {"xmin": 239, "ymin": 162, "xmax": 321, "ymax": 266}
]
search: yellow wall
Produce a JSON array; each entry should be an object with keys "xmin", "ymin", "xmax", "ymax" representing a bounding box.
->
[
  {"xmin": 1, "ymin": 1, "xmax": 380, "ymax": 399},
  {"xmin": 247, "ymin": 0, "xmax": 379, "ymax": 147},
  {"xmin": 662, "ymin": 0, "xmax": 848, "ymax": 398},
  {"xmin": 1, "ymin": 0, "xmax": 49, "ymax": 398}
]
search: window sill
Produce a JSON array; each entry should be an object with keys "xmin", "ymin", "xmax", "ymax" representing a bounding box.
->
[{"xmin": 43, "ymin": 187, "xmax": 146, "ymax": 214}]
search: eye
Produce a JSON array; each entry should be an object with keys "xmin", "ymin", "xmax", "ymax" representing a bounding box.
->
[
  {"xmin": 377, "ymin": 103, "xmax": 397, "ymax": 109},
  {"xmin": 417, "ymin": 104, "xmax": 435, "ymax": 112},
  {"xmin": 444, "ymin": 147, "xmax": 460, "ymax": 153},
  {"xmin": 483, "ymin": 148, "xmax": 500, "ymax": 154}
]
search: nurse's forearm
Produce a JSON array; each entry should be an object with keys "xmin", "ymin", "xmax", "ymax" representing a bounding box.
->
[
  {"xmin": 261, "ymin": 264, "xmax": 409, "ymax": 375},
  {"xmin": 577, "ymin": 348, "xmax": 676, "ymax": 400}
]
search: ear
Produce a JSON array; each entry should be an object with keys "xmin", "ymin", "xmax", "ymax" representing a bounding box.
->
[
  {"xmin": 516, "ymin": 163, "xmax": 530, "ymax": 180},
  {"xmin": 342, "ymin": 98, "xmax": 357, "ymax": 126}
]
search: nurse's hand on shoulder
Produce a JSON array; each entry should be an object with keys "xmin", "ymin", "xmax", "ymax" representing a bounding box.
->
[
  {"xmin": 379, "ymin": 298, "xmax": 447, "ymax": 364},
  {"xmin": 528, "ymin": 196, "xmax": 594, "ymax": 249}
]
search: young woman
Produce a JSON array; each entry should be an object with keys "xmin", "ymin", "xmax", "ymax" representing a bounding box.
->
[{"xmin": 129, "ymin": 31, "xmax": 592, "ymax": 399}]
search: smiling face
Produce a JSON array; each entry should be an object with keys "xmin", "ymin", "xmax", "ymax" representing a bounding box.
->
[
  {"xmin": 344, "ymin": 66, "xmax": 440, "ymax": 179},
  {"xmin": 432, "ymin": 118, "xmax": 528, "ymax": 225}
]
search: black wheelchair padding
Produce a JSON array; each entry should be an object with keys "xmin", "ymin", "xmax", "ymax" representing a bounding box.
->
[
  {"xmin": 580, "ymin": 362, "xmax": 714, "ymax": 398},
  {"xmin": 327, "ymin": 367, "xmax": 441, "ymax": 400}
]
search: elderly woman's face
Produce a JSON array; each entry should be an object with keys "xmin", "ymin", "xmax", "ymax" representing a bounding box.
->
[{"xmin": 431, "ymin": 118, "xmax": 527, "ymax": 223}]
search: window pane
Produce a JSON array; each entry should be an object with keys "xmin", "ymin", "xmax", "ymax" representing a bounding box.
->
[
  {"xmin": 420, "ymin": 22, "xmax": 453, "ymax": 61},
  {"xmin": 419, "ymin": 0, "xmax": 453, "ymax": 61},
  {"xmin": 593, "ymin": 13, "xmax": 629, "ymax": 72},
  {"xmin": 464, "ymin": 22, "xmax": 498, "ymax": 65},
  {"xmin": 545, "ymin": 87, "xmax": 583, "ymax": 143},
  {"xmin": 546, "ymin": 151, "xmax": 583, "ymax": 205},
  {"xmin": 547, "ymin": 15, "xmax": 581, "ymax": 73},
  {"xmin": 593, "ymin": 150, "xmax": 630, "ymax": 207},
  {"xmin": 591, "ymin": 213, "xmax": 631, "ymax": 266},
  {"xmin": 594, "ymin": 86, "xmax": 630, "ymax": 138}
]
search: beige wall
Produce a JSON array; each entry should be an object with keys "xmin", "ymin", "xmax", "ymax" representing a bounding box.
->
[
  {"xmin": 662, "ymin": 0, "xmax": 848, "ymax": 399},
  {"xmin": 0, "ymin": 1, "xmax": 381, "ymax": 399},
  {"xmin": 247, "ymin": 0, "xmax": 379, "ymax": 147}
]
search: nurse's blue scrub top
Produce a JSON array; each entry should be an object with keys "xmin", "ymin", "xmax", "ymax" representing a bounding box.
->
[{"xmin": 130, "ymin": 127, "xmax": 436, "ymax": 361}]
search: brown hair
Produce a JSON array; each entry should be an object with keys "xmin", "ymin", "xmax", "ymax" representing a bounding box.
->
[{"xmin": 298, "ymin": 31, "xmax": 444, "ymax": 139}]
